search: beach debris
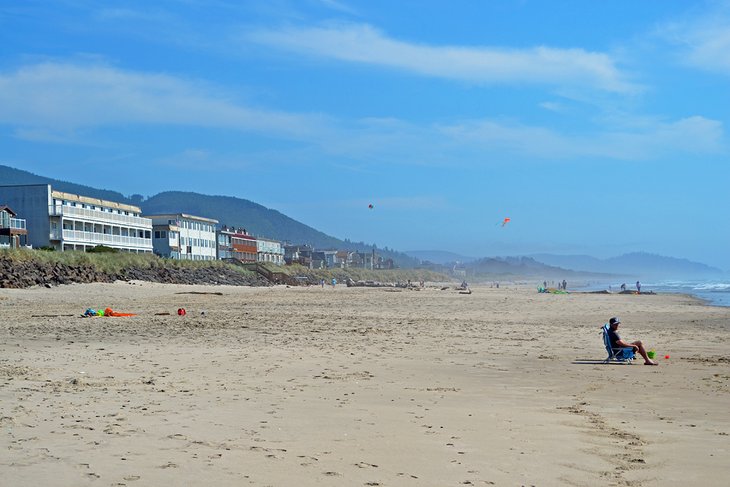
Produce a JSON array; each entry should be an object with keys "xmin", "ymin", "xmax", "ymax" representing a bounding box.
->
[
  {"xmin": 82, "ymin": 308, "xmax": 136, "ymax": 317},
  {"xmin": 177, "ymin": 308, "xmax": 187, "ymax": 316},
  {"xmin": 174, "ymin": 291, "xmax": 224, "ymax": 296}
]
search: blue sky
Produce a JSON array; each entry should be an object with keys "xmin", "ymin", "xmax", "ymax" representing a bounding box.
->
[{"xmin": 1, "ymin": 1, "xmax": 729, "ymax": 269}]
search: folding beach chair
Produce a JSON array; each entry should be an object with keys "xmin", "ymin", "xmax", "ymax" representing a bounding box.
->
[{"xmin": 602, "ymin": 323, "xmax": 635, "ymax": 364}]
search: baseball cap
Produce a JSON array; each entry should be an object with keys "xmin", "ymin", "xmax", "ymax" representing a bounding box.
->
[{"xmin": 609, "ymin": 317, "xmax": 621, "ymax": 326}]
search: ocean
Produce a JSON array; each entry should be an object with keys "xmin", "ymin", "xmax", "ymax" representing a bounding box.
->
[
  {"xmin": 646, "ymin": 279, "xmax": 730, "ymax": 307},
  {"xmin": 575, "ymin": 279, "xmax": 730, "ymax": 307}
]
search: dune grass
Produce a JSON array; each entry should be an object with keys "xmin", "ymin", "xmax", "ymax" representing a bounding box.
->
[
  {"xmin": 1, "ymin": 248, "xmax": 450, "ymax": 282},
  {"xmin": 0, "ymin": 248, "xmax": 253, "ymax": 276}
]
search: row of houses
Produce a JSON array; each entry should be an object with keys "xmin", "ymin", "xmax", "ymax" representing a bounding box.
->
[
  {"xmin": 0, "ymin": 184, "xmax": 392, "ymax": 269},
  {"xmin": 283, "ymin": 244, "xmax": 395, "ymax": 270},
  {"xmin": 0, "ymin": 184, "xmax": 283, "ymax": 264}
]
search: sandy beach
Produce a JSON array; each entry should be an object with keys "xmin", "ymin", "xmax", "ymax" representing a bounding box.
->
[{"xmin": 1, "ymin": 281, "xmax": 729, "ymax": 486}]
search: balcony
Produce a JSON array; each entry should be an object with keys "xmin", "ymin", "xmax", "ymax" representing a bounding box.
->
[
  {"xmin": 61, "ymin": 229, "xmax": 153, "ymax": 250},
  {"xmin": 50, "ymin": 205, "xmax": 152, "ymax": 229},
  {"xmin": 9, "ymin": 218, "xmax": 26, "ymax": 230}
]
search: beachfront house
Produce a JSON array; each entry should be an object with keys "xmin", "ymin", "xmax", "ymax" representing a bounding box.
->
[
  {"xmin": 0, "ymin": 184, "xmax": 152, "ymax": 253},
  {"xmin": 0, "ymin": 206, "xmax": 28, "ymax": 249},
  {"xmin": 284, "ymin": 244, "xmax": 313, "ymax": 266},
  {"xmin": 148, "ymin": 213, "xmax": 218, "ymax": 260},
  {"xmin": 256, "ymin": 237, "xmax": 284, "ymax": 265},
  {"xmin": 217, "ymin": 226, "xmax": 257, "ymax": 262}
]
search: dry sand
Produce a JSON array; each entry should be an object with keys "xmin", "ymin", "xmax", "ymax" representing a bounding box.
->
[{"xmin": 1, "ymin": 281, "xmax": 729, "ymax": 486}]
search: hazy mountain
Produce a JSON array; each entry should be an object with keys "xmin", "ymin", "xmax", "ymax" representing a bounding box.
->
[
  {"xmin": 405, "ymin": 250, "xmax": 477, "ymax": 265},
  {"xmin": 464, "ymin": 256, "xmax": 608, "ymax": 279},
  {"xmin": 529, "ymin": 252, "xmax": 725, "ymax": 278}
]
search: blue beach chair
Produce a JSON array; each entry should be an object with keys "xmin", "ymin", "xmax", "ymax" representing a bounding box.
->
[{"xmin": 602, "ymin": 323, "xmax": 635, "ymax": 364}]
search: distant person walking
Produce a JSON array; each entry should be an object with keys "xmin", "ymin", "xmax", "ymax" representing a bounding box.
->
[
  {"xmin": 636, "ymin": 281, "xmax": 641, "ymax": 293},
  {"xmin": 562, "ymin": 279, "xmax": 567, "ymax": 291}
]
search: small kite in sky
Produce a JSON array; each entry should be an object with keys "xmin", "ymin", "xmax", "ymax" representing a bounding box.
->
[
  {"xmin": 368, "ymin": 203, "xmax": 374, "ymax": 209},
  {"xmin": 501, "ymin": 217, "xmax": 511, "ymax": 227}
]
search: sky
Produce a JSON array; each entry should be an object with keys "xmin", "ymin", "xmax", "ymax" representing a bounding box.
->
[{"xmin": 1, "ymin": 1, "xmax": 729, "ymax": 270}]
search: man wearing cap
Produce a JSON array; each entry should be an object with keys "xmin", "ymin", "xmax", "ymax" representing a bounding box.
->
[{"xmin": 607, "ymin": 317, "xmax": 658, "ymax": 365}]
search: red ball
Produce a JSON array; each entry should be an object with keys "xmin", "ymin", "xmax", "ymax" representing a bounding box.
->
[
  {"xmin": 664, "ymin": 354, "xmax": 670, "ymax": 359},
  {"xmin": 177, "ymin": 308, "xmax": 186, "ymax": 316}
]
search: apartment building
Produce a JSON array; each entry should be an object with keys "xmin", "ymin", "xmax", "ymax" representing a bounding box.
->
[
  {"xmin": 256, "ymin": 236, "xmax": 284, "ymax": 265},
  {"xmin": 0, "ymin": 205, "xmax": 28, "ymax": 248},
  {"xmin": 0, "ymin": 185, "xmax": 152, "ymax": 252},
  {"xmin": 217, "ymin": 226, "xmax": 257, "ymax": 262},
  {"xmin": 149, "ymin": 213, "xmax": 218, "ymax": 260}
]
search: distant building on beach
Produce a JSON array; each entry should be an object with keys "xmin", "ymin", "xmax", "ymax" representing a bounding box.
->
[
  {"xmin": 148, "ymin": 213, "xmax": 218, "ymax": 260},
  {"xmin": 0, "ymin": 205, "xmax": 28, "ymax": 249},
  {"xmin": 0, "ymin": 184, "xmax": 152, "ymax": 253}
]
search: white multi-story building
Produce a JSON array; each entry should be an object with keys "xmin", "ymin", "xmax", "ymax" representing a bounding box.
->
[
  {"xmin": 148, "ymin": 213, "xmax": 218, "ymax": 260},
  {"xmin": 256, "ymin": 237, "xmax": 284, "ymax": 265},
  {"xmin": 0, "ymin": 184, "xmax": 152, "ymax": 252}
]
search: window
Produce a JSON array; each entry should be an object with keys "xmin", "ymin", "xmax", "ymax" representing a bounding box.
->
[
  {"xmin": 155, "ymin": 231, "xmax": 160, "ymax": 239},
  {"xmin": 161, "ymin": 231, "xmax": 166, "ymax": 238}
]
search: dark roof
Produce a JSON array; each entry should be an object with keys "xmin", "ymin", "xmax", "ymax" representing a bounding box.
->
[{"xmin": 0, "ymin": 205, "xmax": 18, "ymax": 216}]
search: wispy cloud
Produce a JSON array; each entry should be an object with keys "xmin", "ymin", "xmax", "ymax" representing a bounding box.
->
[
  {"xmin": 315, "ymin": 0, "xmax": 358, "ymax": 15},
  {"xmin": 0, "ymin": 62, "xmax": 328, "ymax": 138},
  {"xmin": 438, "ymin": 115, "xmax": 724, "ymax": 160},
  {"xmin": 0, "ymin": 62, "xmax": 719, "ymax": 163},
  {"xmin": 246, "ymin": 23, "xmax": 638, "ymax": 93},
  {"xmin": 656, "ymin": 2, "xmax": 730, "ymax": 75}
]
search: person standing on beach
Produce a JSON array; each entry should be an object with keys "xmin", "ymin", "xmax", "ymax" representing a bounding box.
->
[
  {"xmin": 636, "ymin": 281, "xmax": 641, "ymax": 293},
  {"xmin": 562, "ymin": 279, "xmax": 567, "ymax": 291},
  {"xmin": 607, "ymin": 317, "xmax": 658, "ymax": 365}
]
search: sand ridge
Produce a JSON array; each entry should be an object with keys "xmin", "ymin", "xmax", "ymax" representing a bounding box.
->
[{"xmin": 1, "ymin": 281, "xmax": 729, "ymax": 486}]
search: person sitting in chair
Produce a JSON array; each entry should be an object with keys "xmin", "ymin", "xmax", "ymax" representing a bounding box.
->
[{"xmin": 607, "ymin": 317, "xmax": 658, "ymax": 365}]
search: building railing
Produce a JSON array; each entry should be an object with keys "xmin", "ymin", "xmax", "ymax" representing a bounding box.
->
[
  {"xmin": 61, "ymin": 229, "xmax": 153, "ymax": 249},
  {"xmin": 9, "ymin": 218, "xmax": 26, "ymax": 230},
  {"xmin": 50, "ymin": 205, "xmax": 152, "ymax": 229}
]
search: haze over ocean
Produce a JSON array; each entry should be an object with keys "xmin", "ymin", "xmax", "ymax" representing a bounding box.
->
[{"xmin": 1, "ymin": 1, "xmax": 729, "ymax": 269}]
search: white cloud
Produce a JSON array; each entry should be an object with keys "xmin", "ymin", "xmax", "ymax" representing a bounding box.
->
[
  {"xmin": 0, "ymin": 62, "xmax": 327, "ymax": 137},
  {"xmin": 247, "ymin": 23, "xmax": 638, "ymax": 93}
]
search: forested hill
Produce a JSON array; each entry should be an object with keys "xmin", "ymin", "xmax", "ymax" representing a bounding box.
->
[
  {"xmin": 0, "ymin": 164, "xmax": 419, "ymax": 267},
  {"xmin": 0, "ymin": 164, "xmax": 129, "ymax": 203},
  {"xmin": 141, "ymin": 191, "xmax": 341, "ymax": 247}
]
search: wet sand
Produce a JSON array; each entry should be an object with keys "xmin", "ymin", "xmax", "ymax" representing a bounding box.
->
[{"xmin": 1, "ymin": 281, "xmax": 729, "ymax": 486}]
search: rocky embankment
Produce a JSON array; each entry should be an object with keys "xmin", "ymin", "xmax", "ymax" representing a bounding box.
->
[{"xmin": 0, "ymin": 257, "xmax": 267, "ymax": 288}]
